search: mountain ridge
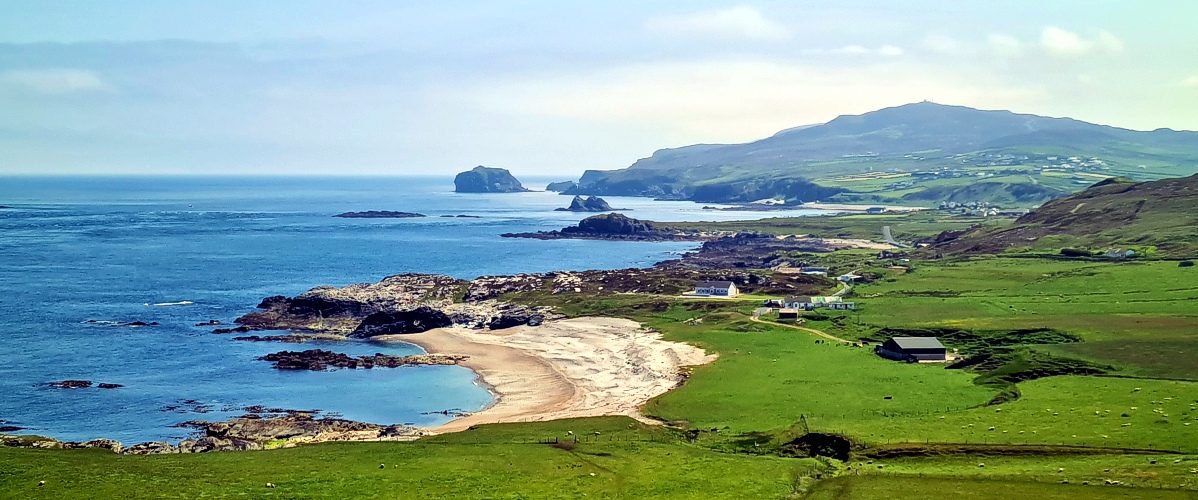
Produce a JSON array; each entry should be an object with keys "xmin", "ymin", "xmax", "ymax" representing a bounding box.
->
[{"xmin": 565, "ymin": 102, "xmax": 1198, "ymax": 206}]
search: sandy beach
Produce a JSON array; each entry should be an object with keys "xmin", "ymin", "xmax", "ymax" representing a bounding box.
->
[{"xmin": 379, "ymin": 317, "xmax": 715, "ymax": 433}]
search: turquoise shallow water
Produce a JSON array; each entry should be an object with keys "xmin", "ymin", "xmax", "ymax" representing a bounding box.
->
[{"xmin": 0, "ymin": 176, "xmax": 824, "ymax": 443}]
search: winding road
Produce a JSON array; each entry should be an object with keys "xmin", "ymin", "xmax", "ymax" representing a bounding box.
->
[
  {"xmin": 882, "ymin": 226, "xmax": 910, "ymax": 248},
  {"xmin": 748, "ymin": 316, "xmax": 852, "ymax": 344}
]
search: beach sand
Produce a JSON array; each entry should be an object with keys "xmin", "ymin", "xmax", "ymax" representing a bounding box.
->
[{"xmin": 379, "ymin": 317, "xmax": 715, "ymax": 433}]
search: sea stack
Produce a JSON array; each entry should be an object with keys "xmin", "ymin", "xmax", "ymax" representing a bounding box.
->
[
  {"xmin": 453, "ymin": 166, "xmax": 530, "ymax": 193},
  {"xmin": 555, "ymin": 195, "xmax": 619, "ymax": 212}
]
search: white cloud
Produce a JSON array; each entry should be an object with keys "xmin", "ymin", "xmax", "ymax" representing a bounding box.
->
[
  {"xmin": 1040, "ymin": 27, "xmax": 1124, "ymax": 57},
  {"xmin": 1182, "ymin": 76, "xmax": 1198, "ymax": 88},
  {"xmin": 987, "ymin": 34, "xmax": 1024, "ymax": 57},
  {"xmin": 832, "ymin": 45, "xmax": 872, "ymax": 55},
  {"xmin": 644, "ymin": 6, "xmax": 790, "ymax": 41},
  {"xmin": 806, "ymin": 45, "xmax": 903, "ymax": 56},
  {"xmin": 457, "ymin": 59, "xmax": 1044, "ymax": 142},
  {"xmin": 921, "ymin": 35, "xmax": 961, "ymax": 55},
  {"xmin": 1097, "ymin": 31, "xmax": 1125, "ymax": 53},
  {"xmin": 2, "ymin": 69, "xmax": 111, "ymax": 94}
]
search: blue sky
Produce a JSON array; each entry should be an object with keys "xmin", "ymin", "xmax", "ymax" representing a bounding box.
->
[{"xmin": 2, "ymin": 1, "xmax": 1196, "ymax": 176}]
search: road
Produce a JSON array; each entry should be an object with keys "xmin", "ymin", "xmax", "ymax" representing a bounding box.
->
[
  {"xmin": 748, "ymin": 316, "xmax": 852, "ymax": 344},
  {"xmin": 882, "ymin": 226, "xmax": 910, "ymax": 248}
]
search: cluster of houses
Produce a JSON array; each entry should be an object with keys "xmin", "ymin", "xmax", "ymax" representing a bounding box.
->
[
  {"xmin": 782, "ymin": 295, "xmax": 856, "ymax": 311},
  {"xmin": 685, "ymin": 280, "xmax": 949, "ymax": 364}
]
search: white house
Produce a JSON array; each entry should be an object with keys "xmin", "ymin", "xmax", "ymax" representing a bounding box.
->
[
  {"xmin": 783, "ymin": 295, "xmax": 855, "ymax": 310},
  {"xmin": 693, "ymin": 281, "xmax": 739, "ymax": 297}
]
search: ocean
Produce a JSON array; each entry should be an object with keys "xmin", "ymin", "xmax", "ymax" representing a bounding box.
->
[{"xmin": 0, "ymin": 176, "xmax": 826, "ymax": 444}]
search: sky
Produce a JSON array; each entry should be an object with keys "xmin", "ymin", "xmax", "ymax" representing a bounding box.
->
[{"xmin": 2, "ymin": 1, "xmax": 1197, "ymax": 176}]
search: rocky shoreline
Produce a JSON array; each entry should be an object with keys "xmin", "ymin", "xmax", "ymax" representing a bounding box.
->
[
  {"xmin": 258, "ymin": 349, "xmax": 467, "ymax": 371},
  {"xmin": 2, "ymin": 413, "xmax": 423, "ymax": 455}
]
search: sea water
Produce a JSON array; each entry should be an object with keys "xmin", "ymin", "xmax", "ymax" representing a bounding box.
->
[{"xmin": 0, "ymin": 176, "xmax": 827, "ymax": 443}]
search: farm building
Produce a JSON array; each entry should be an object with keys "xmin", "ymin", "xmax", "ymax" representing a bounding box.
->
[
  {"xmin": 783, "ymin": 296, "xmax": 814, "ymax": 310},
  {"xmin": 692, "ymin": 281, "xmax": 739, "ymax": 297},
  {"xmin": 783, "ymin": 296, "xmax": 855, "ymax": 310},
  {"xmin": 875, "ymin": 337, "xmax": 947, "ymax": 363},
  {"xmin": 865, "ymin": 207, "xmax": 888, "ymax": 214},
  {"xmin": 799, "ymin": 267, "xmax": 829, "ymax": 276},
  {"xmin": 777, "ymin": 309, "xmax": 799, "ymax": 319}
]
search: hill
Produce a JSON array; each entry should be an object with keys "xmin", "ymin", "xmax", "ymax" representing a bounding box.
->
[
  {"xmin": 932, "ymin": 174, "xmax": 1198, "ymax": 256},
  {"xmin": 567, "ymin": 102, "xmax": 1198, "ymax": 207}
]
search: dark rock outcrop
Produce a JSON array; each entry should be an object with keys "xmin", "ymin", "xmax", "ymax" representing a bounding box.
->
[
  {"xmin": 545, "ymin": 181, "xmax": 577, "ymax": 192},
  {"xmin": 98, "ymin": 383, "xmax": 123, "ymax": 389},
  {"xmin": 234, "ymin": 275, "xmax": 467, "ymax": 333},
  {"xmin": 334, "ymin": 211, "xmax": 426, "ymax": 218},
  {"xmin": 85, "ymin": 320, "xmax": 159, "ymax": 327},
  {"xmin": 258, "ymin": 349, "xmax": 466, "ymax": 371},
  {"xmin": 502, "ymin": 213, "xmax": 705, "ymax": 241},
  {"xmin": 49, "ymin": 380, "xmax": 93, "ymax": 389},
  {"xmin": 125, "ymin": 441, "xmax": 179, "ymax": 455},
  {"xmin": 178, "ymin": 436, "xmax": 262, "ymax": 453},
  {"xmin": 351, "ymin": 307, "xmax": 453, "ymax": 337},
  {"xmin": 68, "ymin": 439, "xmax": 124, "ymax": 454},
  {"xmin": 201, "ymin": 414, "xmax": 417, "ymax": 442},
  {"xmin": 554, "ymin": 195, "xmax": 620, "ymax": 212},
  {"xmin": 488, "ymin": 309, "xmax": 545, "ymax": 329},
  {"xmin": 453, "ymin": 166, "xmax": 530, "ymax": 193}
]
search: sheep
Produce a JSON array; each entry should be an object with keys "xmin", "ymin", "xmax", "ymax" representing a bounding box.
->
[
  {"xmin": 265, "ymin": 483, "xmax": 275, "ymax": 489},
  {"xmin": 38, "ymin": 481, "xmax": 45, "ymax": 487}
]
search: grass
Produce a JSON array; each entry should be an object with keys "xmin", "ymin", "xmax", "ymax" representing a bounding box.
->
[
  {"xmin": 660, "ymin": 211, "xmax": 1003, "ymax": 242},
  {"xmin": 806, "ymin": 475, "xmax": 1198, "ymax": 499},
  {"xmin": 850, "ymin": 258, "xmax": 1198, "ymax": 379},
  {"xmin": 6, "ymin": 255, "xmax": 1197, "ymax": 498},
  {"xmin": 642, "ymin": 313, "xmax": 997, "ymax": 435},
  {"xmin": 0, "ymin": 418, "xmax": 807, "ymax": 499}
]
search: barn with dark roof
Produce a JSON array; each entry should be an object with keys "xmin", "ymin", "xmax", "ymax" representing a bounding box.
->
[{"xmin": 875, "ymin": 337, "xmax": 947, "ymax": 363}]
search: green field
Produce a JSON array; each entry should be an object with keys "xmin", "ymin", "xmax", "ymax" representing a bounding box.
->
[
  {"xmin": 662, "ymin": 211, "xmax": 1004, "ymax": 243},
  {"xmin": 5, "ymin": 256, "xmax": 1197, "ymax": 498}
]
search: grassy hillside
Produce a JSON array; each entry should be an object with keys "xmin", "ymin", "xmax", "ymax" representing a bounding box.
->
[
  {"xmin": 566, "ymin": 102, "xmax": 1198, "ymax": 206},
  {"xmin": 935, "ymin": 174, "xmax": 1198, "ymax": 256}
]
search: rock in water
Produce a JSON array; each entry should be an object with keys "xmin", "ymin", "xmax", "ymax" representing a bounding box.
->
[
  {"xmin": 453, "ymin": 166, "xmax": 529, "ymax": 193},
  {"xmin": 554, "ymin": 195, "xmax": 617, "ymax": 212},
  {"xmin": 566, "ymin": 213, "xmax": 656, "ymax": 235},
  {"xmin": 334, "ymin": 211, "xmax": 426, "ymax": 218},
  {"xmin": 49, "ymin": 380, "xmax": 93, "ymax": 389},
  {"xmin": 545, "ymin": 180, "xmax": 577, "ymax": 192}
]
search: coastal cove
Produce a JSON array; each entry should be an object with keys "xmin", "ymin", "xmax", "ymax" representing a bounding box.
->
[{"xmin": 0, "ymin": 176, "xmax": 827, "ymax": 444}]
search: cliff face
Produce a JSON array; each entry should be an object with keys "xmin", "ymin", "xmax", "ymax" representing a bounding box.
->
[{"xmin": 454, "ymin": 166, "xmax": 530, "ymax": 193}]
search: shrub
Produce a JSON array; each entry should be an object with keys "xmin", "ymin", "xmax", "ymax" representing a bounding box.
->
[
  {"xmin": 1180, "ymin": 261, "xmax": 1195, "ymax": 268},
  {"xmin": 1059, "ymin": 248, "xmax": 1093, "ymax": 257}
]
